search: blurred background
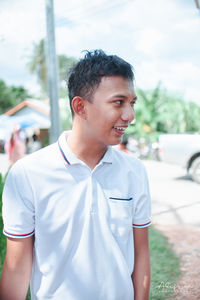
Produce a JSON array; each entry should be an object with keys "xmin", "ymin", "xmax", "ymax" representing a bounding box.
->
[{"xmin": 0, "ymin": 1, "xmax": 200, "ymax": 298}]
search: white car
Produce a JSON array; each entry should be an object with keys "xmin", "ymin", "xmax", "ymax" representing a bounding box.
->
[{"xmin": 158, "ymin": 133, "xmax": 200, "ymax": 184}]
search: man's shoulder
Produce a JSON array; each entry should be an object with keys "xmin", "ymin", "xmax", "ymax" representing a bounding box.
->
[
  {"xmin": 112, "ymin": 147, "xmax": 142, "ymax": 167},
  {"xmin": 11, "ymin": 142, "xmax": 58, "ymax": 172},
  {"xmin": 112, "ymin": 147, "xmax": 148, "ymax": 179},
  {"xmin": 26, "ymin": 142, "xmax": 56, "ymax": 161}
]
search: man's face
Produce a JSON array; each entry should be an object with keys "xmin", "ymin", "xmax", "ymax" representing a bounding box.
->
[{"xmin": 84, "ymin": 76, "xmax": 137, "ymax": 146}]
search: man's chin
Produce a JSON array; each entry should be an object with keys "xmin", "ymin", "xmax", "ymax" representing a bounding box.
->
[{"xmin": 108, "ymin": 137, "xmax": 122, "ymax": 146}]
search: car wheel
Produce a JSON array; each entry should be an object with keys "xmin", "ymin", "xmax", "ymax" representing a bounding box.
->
[{"xmin": 191, "ymin": 157, "xmax": 200, "ymax": 184}]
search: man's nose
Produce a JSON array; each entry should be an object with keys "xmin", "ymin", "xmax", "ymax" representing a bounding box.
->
[{"xmin": 121, "ymin": 104, "xmax": 135, "ymax": 122}]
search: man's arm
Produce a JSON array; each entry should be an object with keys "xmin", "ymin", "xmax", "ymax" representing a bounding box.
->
[
  {"xmin": 0, "ymin": 235, "xmax": 34, "ymax": 300},
  {"xmin": 132, "ymin": 227, "xmax": 151, "ymax": 300}
]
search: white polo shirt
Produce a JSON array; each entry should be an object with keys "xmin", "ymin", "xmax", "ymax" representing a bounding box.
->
[{"xmin": 2, "ymin": 131, "xmax": 151, "ymax": 300}]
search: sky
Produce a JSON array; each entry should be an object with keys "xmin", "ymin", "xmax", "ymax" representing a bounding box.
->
[{"xmin": 0, "ymin": 0, "xmax": 200, "ymax": 105}]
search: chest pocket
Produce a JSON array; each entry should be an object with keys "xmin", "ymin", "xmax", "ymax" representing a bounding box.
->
[{"xmin": 108, "ymin": 197, "xmax": 133, "ymax": 238}]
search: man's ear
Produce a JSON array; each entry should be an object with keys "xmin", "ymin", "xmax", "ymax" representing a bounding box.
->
[{"xmin": 71, "ymin": 96, "xmax": 87, "ymax": 120}]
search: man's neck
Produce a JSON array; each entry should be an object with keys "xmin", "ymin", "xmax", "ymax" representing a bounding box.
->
[{"xmin": 66, "ymin": 128, "xmax": 107, "ymax": 170}]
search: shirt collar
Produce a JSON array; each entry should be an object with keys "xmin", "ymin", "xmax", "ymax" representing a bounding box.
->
[
  {"xmin": 58, "ymin": 131, "xmax": 81, "ymax": 165},
  {"xmin": 58, "ymin": 131, "xmax": 113, "ymax": 166},
  {"xmin": 101, "ymin": 146, "xmax": 113, "ymax": 164}
]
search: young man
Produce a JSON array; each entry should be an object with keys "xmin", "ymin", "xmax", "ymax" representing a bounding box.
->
[{"xmin": 0, "ymin": 50, "xmax": 151, "ymax": 300}]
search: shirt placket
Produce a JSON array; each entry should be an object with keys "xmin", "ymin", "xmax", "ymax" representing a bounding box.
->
[{"xmin": 89, "ymin": 174, "xmax": 97, "ymax": 215}]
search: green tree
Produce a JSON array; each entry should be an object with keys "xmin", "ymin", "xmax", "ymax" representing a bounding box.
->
[
  {"xmin": 127, "ymin": 83, "xmax": 167, "ymax": 141},
  {"xmin": 58, "ymin": 54, "xmax": 77, "ymax": 82},
  {"xmin": 0, "ymin": 80, "xmax": 13, "ymax": 114},
  {"xmin": 0, "ymin": 80, "xmax": 31, "ymax": 114},
  {"xmin": 127, "ymin": 84, "xmax": 200, "ymax": 141},
  {"xmin": 27, "ymin": 39, "xmax": 47, "ymax": 95},
  {"xmin": 184, "ymin": 101, "xmax": 200, "ymax": 132},
  {"xmin": 60, "ymin": 99, "xmax": 72, "ymax": 131},
  {"xmin": 58, "ymin": 55, "xmax": 77, "ymax": 98},
  {"xmin": 27, "ymin": 39, "xmax": 77, "ymax": 97},
  {"xmin": 8, "ymin": 86, "xmax": 31, "ymax": 105}
]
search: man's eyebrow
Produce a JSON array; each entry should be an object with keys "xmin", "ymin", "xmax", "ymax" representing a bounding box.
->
[{"xmin": 112, "ymin": 94, "xmax": 137, "ymax": 101}]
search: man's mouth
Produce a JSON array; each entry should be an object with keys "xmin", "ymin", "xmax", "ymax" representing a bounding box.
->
[
  {"xmin": 113, "ymin": 125, "xmax": 128, "ymax": 131},
  {"xmin": 114, "ymin": 126, "xmax": 125, "ymax": 131},
  {"xmin": 113, "ymin": 126, "xmax": 128, "ymax": 135}
]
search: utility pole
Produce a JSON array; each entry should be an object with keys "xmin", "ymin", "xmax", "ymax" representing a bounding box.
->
[
  {"xmin": 194, "ymin": 0, "xmax": 200, "ymax": 10},
  {"xmin": 45, "ymin": 0, "xmax": 61, "ymax": 143}
]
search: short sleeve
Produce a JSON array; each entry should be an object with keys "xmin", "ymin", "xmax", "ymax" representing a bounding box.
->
[
  {"xmin": 2, "ymin": 160, "xmax": 35, "ymax": 238},
  {"xmin": 132, "ymin": 163, "xmax": 151, "ymax": 228}
]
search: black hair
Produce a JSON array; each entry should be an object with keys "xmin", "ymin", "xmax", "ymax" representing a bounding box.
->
[{"xmin": 67, "ymin": 49, "xmax": 134, "ymax": 115}]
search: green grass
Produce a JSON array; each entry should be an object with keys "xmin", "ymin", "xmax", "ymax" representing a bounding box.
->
[
  {"xmin": 0, "ymin": 174, "xmax": 180, "ymax": 300},
  {"xmin": 149, "ymin": 226, "xmax": 181, "ymax": 299},
  {"xmin": 0, "ymin": 173, "xmax": 6, "ymax": 275},
  {"xmin": 0, "ymin": 173, "xmax": 31, "ymax": 299}
]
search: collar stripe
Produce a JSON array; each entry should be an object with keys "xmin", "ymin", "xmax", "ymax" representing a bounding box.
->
[{"xmin": 58, "ymin": 140, "xmax": 70, "ymax": 165}]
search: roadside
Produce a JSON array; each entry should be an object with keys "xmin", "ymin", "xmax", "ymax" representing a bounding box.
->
[
  {"xmin": 142, "ymin": 160, "xmax": 200, "ymax": 300},
  {"xmin": 149, "ymin": 226, "xmax": 180, "ymax": 300},
  {"xmin": 156, "ymin": 225, "xmax": 200, "ymax": 300}
]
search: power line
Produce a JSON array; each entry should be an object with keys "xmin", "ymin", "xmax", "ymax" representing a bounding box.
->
[
  {"xmin": 56, "ymin": 0, "xmax": 106, "ymax": 20},
  {"xmin": 56, "ymin": 0, "xmax": 130, "ymax": 20},
  {"xmin": 55, "ymin": 0, "xmax": 132, "ymax": 27},
  {"xmin": 55, "ymin": 1, "xmax": 127, "ymax": 26}
]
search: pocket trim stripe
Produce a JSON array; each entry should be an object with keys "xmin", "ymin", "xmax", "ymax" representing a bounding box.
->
[{"xmin": 109, "ymin": 197, "xmax": 133, "ymax": 201}]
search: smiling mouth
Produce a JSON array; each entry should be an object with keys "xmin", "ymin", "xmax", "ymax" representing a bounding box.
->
[
  {"xmin": 113, "ymin": 126, "xmax": 127, "ymax": 131},
  {"xmin": 113, "ymin": 126, "xmax": 127, "ymax": 136}
]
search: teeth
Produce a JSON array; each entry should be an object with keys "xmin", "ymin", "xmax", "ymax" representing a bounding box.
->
[{"xmin": 114, "ymin": 127, "xmax": 125, "ymax": 131}]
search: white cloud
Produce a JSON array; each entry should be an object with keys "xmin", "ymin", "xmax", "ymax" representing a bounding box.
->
[
  {"xmin": 136, "ymin": 28, "xmax": 163, "ymax": 56},
  {"xmin": 0, "ymin": 0, "xmax": 200, "ymax": 105},
  {"xmin": 135, "ymin": 60, "xmax": 200, "ymax": 104},
  {"xmin": 167, "ymin": 62, "xmax": 200, "ymax": 102},
  {"xmin": 0, "ymin": 3, "xmax": 45, "ymax": 44}
]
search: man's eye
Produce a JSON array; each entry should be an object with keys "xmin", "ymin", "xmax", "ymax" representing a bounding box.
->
[{"xmin": 115, "ymin": 100, "xmax": 123, "ymax": 105}]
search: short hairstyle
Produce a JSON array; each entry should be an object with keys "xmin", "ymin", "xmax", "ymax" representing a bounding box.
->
[{"xmin": 67, "ymin": 49, "xmax": 134, "ymax": 115}]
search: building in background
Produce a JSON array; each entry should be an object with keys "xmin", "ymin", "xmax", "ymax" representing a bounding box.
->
[{"xmin": 1, "ymin": 99, "xmax": 50, "ymax": 147}]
